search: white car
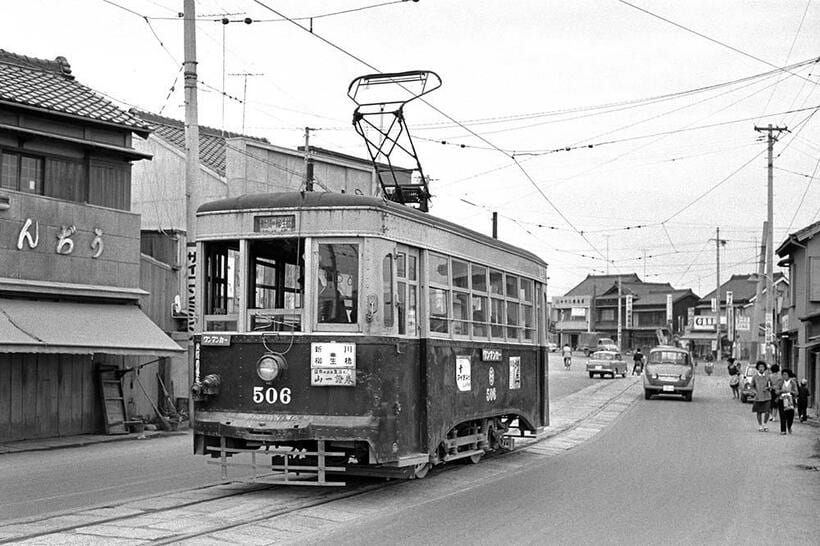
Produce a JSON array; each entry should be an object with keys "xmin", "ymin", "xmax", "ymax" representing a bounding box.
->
[{"xmin": 546, "ymin": 342, "xmax": 559, "ymax": 352}]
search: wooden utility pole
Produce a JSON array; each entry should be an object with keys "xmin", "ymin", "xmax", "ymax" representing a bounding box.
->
[
  {"xmin": 617, "ymin": 276, "xmax": 622, "ymax": 350},
  {"xmin": 303, "ymin": 127, "xmax": 314, "ymax": 192},
  {"xmin": 713, "ymin": 228, "xmax": 725, "ymax": 361},
  {"xmin": 754, "ymin": 124, "xmax": 786, "ymax": 365},
  {"xmin": 752, "ymin": 222, "xmax": 767, "ymax": 362}
]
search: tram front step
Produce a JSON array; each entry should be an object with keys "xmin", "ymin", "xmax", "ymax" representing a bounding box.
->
[{"xmin": 442, "ymin": 448, "xmax": 485, "ymax": 463}]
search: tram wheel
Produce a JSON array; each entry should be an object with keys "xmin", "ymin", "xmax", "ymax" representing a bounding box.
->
[
  {"xmin": 468, "ymin": 452, "xmax": 483, "ymax": 464},
  {"xmin": 412, "ymin": 462, "xmax": 431, "ymax": 479}
]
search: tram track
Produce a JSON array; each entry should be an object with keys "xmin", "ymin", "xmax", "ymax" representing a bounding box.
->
[{"xmin": 1, "ymin": 378, "xmax": 640, "ymax": 544}]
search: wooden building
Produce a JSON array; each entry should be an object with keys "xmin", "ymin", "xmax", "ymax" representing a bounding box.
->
[{"xmin": 0, "ymin": 50, "xmax": 182, "ymax": 441}]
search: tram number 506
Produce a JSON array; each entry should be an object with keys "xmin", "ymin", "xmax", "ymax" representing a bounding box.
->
[{"xmin": 252, "ymin": 386, "xmax": 292, "ymax": 405}]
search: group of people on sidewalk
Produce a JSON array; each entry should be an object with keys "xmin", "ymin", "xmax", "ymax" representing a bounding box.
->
[{"xmin": 727, "ymin": 357, "xmax": 810, "ymax": 434}]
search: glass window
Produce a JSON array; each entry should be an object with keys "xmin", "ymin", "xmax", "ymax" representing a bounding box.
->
[
  {"xmin": 522, "ymin": 303, "xmax": 534, "ymax": 341},
  {"xmin": 317, "ymin": 243, "xmax": 358, "ymax": 324},
  {"xmin": 1, "ymin": 153, "xmax": 18, "ymax": 189},
  {"xmin": 397, "ymin": 281, "xmax": 406, "ymax": 335},
  {"xmin": 452, "ymin": 260, "xmax": 468, "ymax": 289},
  {"xmin": 397, "ymin": 253, "xmax": 406, "ymax": 278},
  {"xmin": 408, "ymin": 285, "xmax": 418, "ymax": 335},
  {"xmin": 520, "ymin": 279, "xmax": 533, "ymax": 303},
  {"xmin": 471, "ymin": 264, "xmax": 487, "ymax": 292},
  {"xmin": 19, "ymin": 156, "xmax": 42, "ymax": 194},
  {"xmin": 429, "ymin": 253, "xmax": 449, "ymax": 285},
  {"xmin": 247, "ymin": 239, "xmax": 304, "ymax": 331},
  {"xmin": 472, "ymin": 295, "xmax": 487, "ymax": 338},
  {"xmin": 383, "ymin": 254, "xmax": 394, "ymax": 327},
  {"xmin": 453, "ymin": 292, "xmax": 470, "ymax": 335},
  {"xmin": 430, "ymin": 287, "xmax": 449, "ymax": 333},
  {"xmin": 490, "ymin": 269, "xmax": 503, "ymax": 296},
  {"xmin": 491, "ymin": 297, "xmax": 504, "ymax": 338},
  {"xmin": 204, "ymin": 241, "xmax": 240, "ymax": 331},
  {"xmin": 506, "ymin": 275, "xmax": 518, "ymax": 300},
  {"xmin": 507, "ymin": 301, "xmax": 520, "ymax": 339},
  {"xmin": 408, "ymin": 255, "xmax": 417, "ymax": 281}
]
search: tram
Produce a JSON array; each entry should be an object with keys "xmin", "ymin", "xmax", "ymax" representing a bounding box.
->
[{"xmin": 190, "ymin": 191, "xmax": 549, "ymax": 484}]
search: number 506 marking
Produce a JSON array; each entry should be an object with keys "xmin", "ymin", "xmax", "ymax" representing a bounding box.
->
[{"xmin": 253, "ymin": 386, "xmax": 292, "ymax": 404}]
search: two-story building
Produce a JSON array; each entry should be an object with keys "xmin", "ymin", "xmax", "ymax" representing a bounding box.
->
[
  {"xmin": 776, "ymin": 220, "xmax": 820, "ymax": 417},
  {"xmin": 0, "ymin": 50, "xmax": 182, "ymax": 442}
]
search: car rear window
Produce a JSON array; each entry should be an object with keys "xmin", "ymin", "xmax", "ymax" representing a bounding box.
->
[
  {"xmin": 648, "ymin": 351, "xmax": 690, "ymax": 365},
  {"xmin": 592, "ymin": 352, "xmax": 615, "ymax": 360}
]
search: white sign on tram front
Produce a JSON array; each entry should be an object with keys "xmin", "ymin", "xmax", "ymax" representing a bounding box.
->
[{"xmin": 311, "ymin": 342, "xmax": 356, "ymax": 386}]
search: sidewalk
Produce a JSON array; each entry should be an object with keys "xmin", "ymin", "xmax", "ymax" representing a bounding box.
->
[{"xmin": 0, "ymin": 426, "xmax": 185, "ymax": 455}]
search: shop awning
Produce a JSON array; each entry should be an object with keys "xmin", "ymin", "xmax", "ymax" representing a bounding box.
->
[
  {"xmin": 680, "ymin": 331, "xmax": 718, "ymax": 340},
  {"xmin": 0, "ymin": 298, "xmax": 183, "ymax": 356}
]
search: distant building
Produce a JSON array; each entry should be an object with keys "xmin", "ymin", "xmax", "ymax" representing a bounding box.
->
[
  {"xmin": 0, "ymin": 50, "xmax": 182, "ymax": 442},
  {"xmin": 776, "ymin": 220, "xmax": 820, "ymax": 417},
  {"xmin": 552, "ymin": 273, "xmax": 697, "ymax": 350}
]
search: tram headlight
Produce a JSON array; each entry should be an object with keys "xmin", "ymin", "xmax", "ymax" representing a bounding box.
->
[{"xmin": 257, "ymin": 353, "xmax": 286, "ymax": 382}]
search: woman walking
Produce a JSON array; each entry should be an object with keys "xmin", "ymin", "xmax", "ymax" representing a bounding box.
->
[
  {"xmin": 750, "ymin": 361, "xmax": 772, "ymax": 432},
  {"xmin": 797, "ymin": 378, "xmax": 810, "ymax": 423},
  {"xmin": 775, "ymin": 369, "xmax": 799, "ymax": 435}
]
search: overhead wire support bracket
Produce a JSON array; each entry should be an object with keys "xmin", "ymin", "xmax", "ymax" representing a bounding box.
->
[{"xmin": 348, "ymin": 70, "xmax": 442, "ymax": 212}]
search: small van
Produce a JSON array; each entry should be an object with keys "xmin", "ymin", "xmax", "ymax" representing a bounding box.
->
[{"xmin": 643, "ymin": 346, "xmax": 695, "ymax": 401}]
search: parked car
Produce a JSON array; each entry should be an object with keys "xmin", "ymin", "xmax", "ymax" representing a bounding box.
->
[
  {"xmin": 643, "ymin": 345, "xmax": 695, "ymax": 401},
  {"xmin": 586, "ymin": 350, "xmax": 628, "ymax": 378},
  {"xmin": 740, "ymin": 364, "xmax": 757, "ymax": 403},
  {"xmin": 546, "ymin": 342, "xmax": 559, "ymax": 352}
]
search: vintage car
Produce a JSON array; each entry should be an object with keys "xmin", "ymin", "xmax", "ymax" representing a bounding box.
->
[
  {"xmin": 586, "ymin": 350, "xmax": 628, "ymax": 378},
  {"xmin": 643, "ymin": 346, "xmax": 695, "ymax": 401},
  {"xmin": 546, "ymin": 342, "xmax": 559, "ymax": 352},
  {"xmin": 739, "ymin": 364, "xmax": 757, "ymax": 403}
]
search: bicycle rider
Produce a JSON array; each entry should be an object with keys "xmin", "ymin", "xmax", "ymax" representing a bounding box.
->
[{"xmin": 562, "ymin": 343, "xmax": 572, "ymax": 369}]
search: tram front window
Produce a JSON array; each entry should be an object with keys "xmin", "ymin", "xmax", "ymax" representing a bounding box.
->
[
  {"xmin": 247, "ymin": 238, "xmax": 304, "ymax": 331},
  {"xmin": 203, "ymin": 241, "xmax": 240, "ymax": 331},
  {"xmin": 317, "ymin": 243, "xmax": 358, "ymax": 324}
]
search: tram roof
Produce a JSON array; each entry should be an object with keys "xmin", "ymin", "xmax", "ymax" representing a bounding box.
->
[{"xmin": 198, "ymin": 192, "xmax": 548, "ymax": 267}]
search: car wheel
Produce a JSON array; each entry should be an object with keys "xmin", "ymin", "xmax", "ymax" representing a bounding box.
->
[
  {"xmin": 684, "ymin": 392, "xmax": 693, "ymax": 402},
  {"xmin": 588, "ymin": 372, "xmax": 594, "ymax": 378},
  {"xmin": 644, "ymin": 389, "xmax": 651, "ymax": 400}
]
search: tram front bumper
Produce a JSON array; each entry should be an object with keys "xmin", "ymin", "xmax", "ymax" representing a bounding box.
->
[{"xmin": 193, "ymin": 410, "xmax": 380, "ymax": 443}]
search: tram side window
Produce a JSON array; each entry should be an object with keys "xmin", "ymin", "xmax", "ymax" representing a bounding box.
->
[
  {"xmin": 204, "ymin": 242, "xmax": 240, "ymax": 331},
  {"xmin": 383, "ymin": 254, "xmax": 394, "ymax": 328},
  {"xmin": 520, "ymin": 279, "xmax": 535, "ymax": 341},
  {"xmin": 248, "ymin": 238, "xmax": 304, "ymax": 331},
  {"xmin": 490, "ymin": 269, "xmax": 505, "ymax": 338},
  {"xmin": 506, "ymin": 275, "xmax": 520, "ymax": 339},
  {"xmin": 317, "ymin": 243, "xmax": 358, "ymax": 324},
  {"xmin": 428, "ymin": 253, "xmax": 449, "ymax": 333}
]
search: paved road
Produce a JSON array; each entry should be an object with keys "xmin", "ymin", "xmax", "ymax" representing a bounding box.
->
[
  {"xmin": 301, "ymin": 375, "xmax": 820, "ymax": 545},
  {"xmin": 0, "ymin": 352, "xmax": 590, "ymax": 523}
]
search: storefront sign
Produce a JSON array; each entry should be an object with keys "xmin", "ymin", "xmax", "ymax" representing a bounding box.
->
[
  {"xmin": 625, "ymin": 295, "xmax": 633, "ymax": 329},
  {"xmin": 187, "ymin": 243, "xmax": 198, "ymax": 335},
  {"xmin": 735, "ymin": 316, "xmax": 750, "ymax": 331},
  {"xmin": 726, "ymin": 291, "xmax": 734, "ymax": 341},
  {"xmin": 666, "ymin": 294, "xmax": 673, "ymax": 324},
  {"xmin": 16, "ymin": 218, "xmax": 105, "ymax": 258}
]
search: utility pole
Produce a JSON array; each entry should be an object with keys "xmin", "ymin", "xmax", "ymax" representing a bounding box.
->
[
  {"xmin": 604, "ymin": 235, "xmax": 611, "ymax": 275},
  {"xmin": 617, "ymin": 276, "xmax": 622, "ymax": 350},
  {"xmin": 183, "ymin": 0, "xmax": 200, "ymax": 424},
  {"xmin": 228, "ymin": 72, "xmax": 263, "ymax": 133},
  {"xmin": 752, "ymin": 222, "xmax": 767, "ymax": 362},
  {"xmin": 754, "ymin": 124, "xmax": 786, "ymax": 365},
  {"xmin": 492, "ymin": 212, "xmax": 498, "ymax": 239},
  {"xmin": 641, "ymin": 248, "xmax": 647, "ymax": 278},
  {"xmin": 303, "ymin": 127, "xmax": 315, "ymax": 192},
  {"xmin": 710, "ymin": 228, "xmax": 726, "ymax": 362}
]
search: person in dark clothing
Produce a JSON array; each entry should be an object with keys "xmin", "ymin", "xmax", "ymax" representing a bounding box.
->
[
  {"xmin": 769, "ymin": 364, "xmax": 781, "ymax": 421},
  {"xmin": 727, "ymin": 357, "xmax": 740, "ymax": 399},
  {"xmin": 774, "ymin": 369, "xmax": 798, "ymax": 434},
  {"xmin": 632, "ymin": 348, "xmax": 644, "ymax": 375},
  {"xmin": 797, "ymin": 378, "xmax": 810, "ymax": 423}
]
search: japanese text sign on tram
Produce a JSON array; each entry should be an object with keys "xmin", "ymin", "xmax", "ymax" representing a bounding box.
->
[
  {"xmin": 254, "ymin": 215, "xmax": 296, "ymax": 233},
  {"xmin": 311, "ymin": 342, "xmax": 356, "ymax": 387}
]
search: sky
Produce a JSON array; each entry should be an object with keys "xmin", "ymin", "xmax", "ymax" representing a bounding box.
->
[{"xmin": 2, "ymin": 0, "xmax": 818, "ymax": 297}]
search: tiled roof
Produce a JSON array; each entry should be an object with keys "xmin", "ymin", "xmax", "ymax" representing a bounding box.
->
[
  {"xmin": 698, "ymin": 273, "xmax": 784, "ymax": 304},
  {"xmin": 0, "ymin": 49, "xmax": 149, "ymax": 134},
  {"xmin": 133, "ymin": 110, "xmax": 269, "ymax": 177},
  {"xmin": 563, "ymin": 273, "xmax": 641, "ymax": 297}
]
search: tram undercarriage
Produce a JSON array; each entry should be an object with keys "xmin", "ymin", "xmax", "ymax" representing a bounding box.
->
[{"xmin": 197, "ymin": 416, "xmax": 527, "ymax": 486}]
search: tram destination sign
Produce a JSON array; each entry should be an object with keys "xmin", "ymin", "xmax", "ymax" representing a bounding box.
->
[
  {"xmin": 254, "ymin": 214, "xmax": 296, "ymax": 233},
  {"xmin": 311, "ymin": 341, "xmax": 356, "ymax": 387}
]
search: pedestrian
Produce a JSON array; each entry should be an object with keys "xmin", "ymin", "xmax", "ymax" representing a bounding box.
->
[
  {"xmin": 774, "ymin": 369, "xmax": 798, "ymax": 435},
  {"xmin": 727, "ymin": 357, "xmax": 740, "ymax": 399},
  {"xmin": 632, "ymin": 348, "xmax": 644, "ymax": 375},
  {"xmin": 797, "ymin": 378, "xmax": 810, "ymax": 423},
  {"xmin": 750, "ymin": 360, "xmax": 772, "ymax": 432},
  {"xmin": 768, "ymin": 363, "xmax": 781, "ymax": 421},
  {"xmin": 562, "ymin": 343, "xmax": 572, "ymax": 369}
]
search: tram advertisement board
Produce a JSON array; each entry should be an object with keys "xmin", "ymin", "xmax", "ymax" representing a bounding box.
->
[
  {"xmin": 509, "ymin": 356, "xmax": 521, "ymax": 389},
  {"xmin": 311, "ymin": 342, "xmax": 356, "ymax": 386},
  {"xmin": 456, "ymin": 355, "xmax": 471, "ymax": 391}
]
